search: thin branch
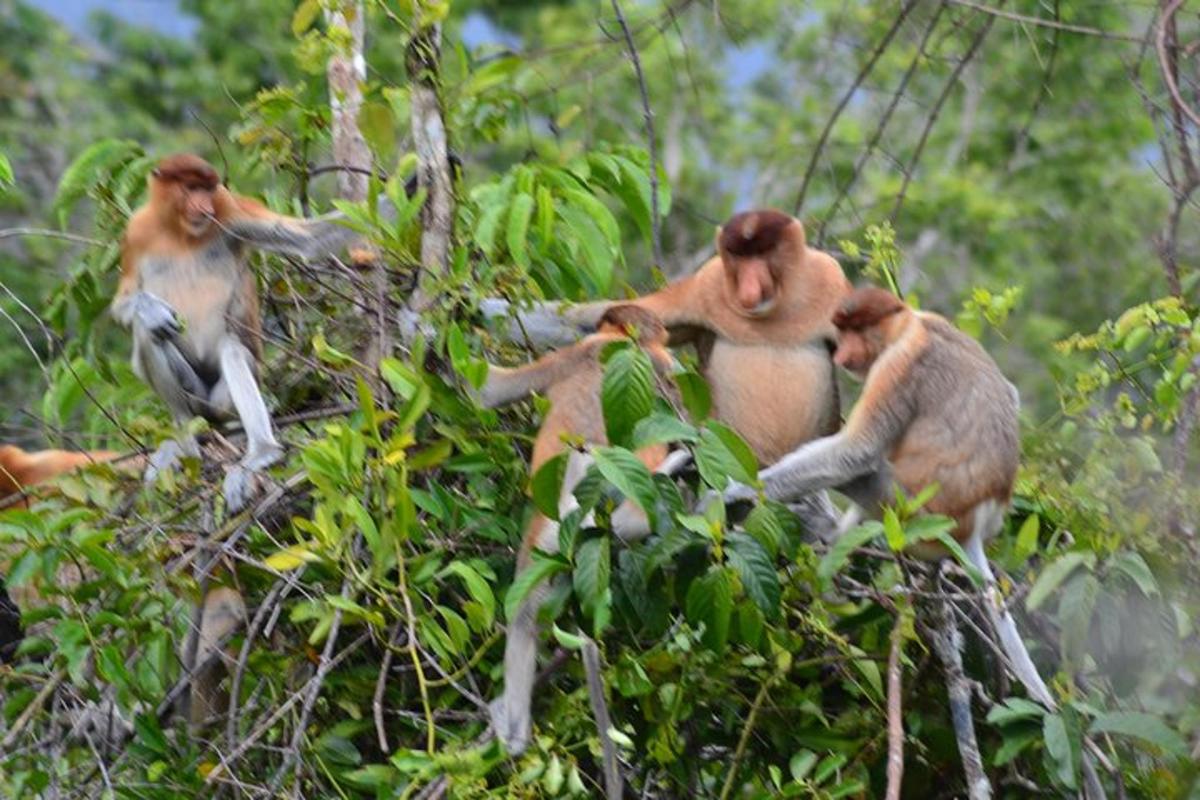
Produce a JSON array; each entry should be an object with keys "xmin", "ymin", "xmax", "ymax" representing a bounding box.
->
[
  {"xmin": 717, "ymin": 670, "xmax": 776, "ymax": 800},
  {"xmin": 819, "ymin": 1, "xmax": 947, "ymax": 239},
  {"xmin": 374, "ymin": 620, "xmax": 404, "ymax": 753},
  {"xmin": 885, "ymin": 617, "xmax": 905, "ymax": 800},
  {"xmin": 1158, "ymin": 0, "xmax": 1200, "ymax": 127},
  {"xmin": 0, "ymin": 228, "xmax": 102, "ymax": 246},
  {"xmin": 891, "ymin": 5, "xmax": 1000, "ymax": 223},
  {"xmin": 610, "ymin": 0, "xmax": 664, "ymax": 266},
  {"xmin": 794, "ymin": 0, "xmax": 920, "ymax": 214},
  {"xmin": 581, "ymin": 637, "xmax": 622, "ymax": 800},
  {"xmin": 945, "ymin": 0, "xmax": 1145, "ymax": 43},
  {"xmin": 923, "ymin": 594, "xmax": 991, "ymax": 800}
]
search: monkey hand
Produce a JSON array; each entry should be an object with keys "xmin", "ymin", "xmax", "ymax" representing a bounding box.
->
[
  {"xmin": 723, "ymin": 479, "xmax": 758, "ymax": 506},
  {"xmin": 133, "ymin": 292, "xmax": 183, "ymax": 339}
]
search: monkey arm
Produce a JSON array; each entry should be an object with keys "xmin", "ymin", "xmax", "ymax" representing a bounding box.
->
[
  {"xmin": 751, "ymin": 433, "xmax": 884, "ymax": 501},
  {"xmin": 479, "ymin": 298, "xmax": 610, "ymax": 348},
  {"xmin": 478, "ymin": 342, "xmax": 600, "ymax": 408},
  {"xmin": 222, "ymin": 195, "xmax": 364, "ymax": 261}
]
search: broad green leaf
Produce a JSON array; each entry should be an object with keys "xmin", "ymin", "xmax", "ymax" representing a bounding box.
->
[
  {"xmin": 1042, "ymin": 713, "xmax": 1077, "ymax": 789},
  {"xmin": 358, "ymin": 101, "xmax": 396, "ymax": 159},
  {"xmin": 1058, "ymin": 573, "xmax": 1100, "ymax": 664},
  {"xmin": 601, "ymin": 345, "xmax": 655, "ymax": 448},
  {"xmin": 674, "ymin": 369, "xmax": 712, "ymax": 421},
  {"xmin": 291, "ymin": 0, "xmax": 321, "ymax": 34},
  {"xmin": 573, "ymin": 537, "xmax": 611, "ymax": 615},
  {"xmin": 504, "ymin": 553, "xmax": 569, "ymax": 623},
  {"xmin": 0, "ymin": 153, "xmax": 12, "ymax": 186},
  {"xmin": 1107, "ymin": 550, "xmax": 1159, "ymax": 597},
  {"xmin": 53, "ymin": 139, "xmax": 141, "ymax": 225},
  {"xmin": 506, "ymin": 192, "xmax": 534, "ymax": 269},
  {"xmin": 1027, "ymin": 552, "xmax": 1096, "ymax": 611},
  {"xmin": 592, "ymin": 446, "xmax": 659, "ymax": 523},
  {"xmin": 726, "ymin": 532, "xmax": 780, "ymax": 619},
  {"xmin": 1089, "ymin": 711, "xmax": 1187, "ymax": 757},
  {"xmin": 530, "ymin": 453, "xmax": 567, "ymax": 519},
  {"xmin": 632, "ymin": 413, "xmax": 698, "ymax": 447},
  {"xmin": 551, "ymin": 624, "xmax": 586, "ymax": 650},
  {"xmin": 694, "ymin": 426, "xmax": 755, "ymax": 489},
  {"xmin": 685, "ymin": 567, "xmax": 734, "ymax": 651},
  {"xmin": 987, "ymin": 697, "xmax": 1048, "ymax": 726},
  {"xmin": 742, "ymin": 503, "xmax": 784, "ymax": 558},
  {"xmin": 556, "ymin": 204, "xmax": 614, "ymax": 293}
]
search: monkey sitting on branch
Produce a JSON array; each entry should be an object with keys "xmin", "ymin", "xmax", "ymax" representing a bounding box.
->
[
  {"xmin": 726, "ymin": 286, "xmax": 1057, "ymax": 709},
  {"xmin": 112, "ymin": 153, "xmax": 369, "ymax": 512}
]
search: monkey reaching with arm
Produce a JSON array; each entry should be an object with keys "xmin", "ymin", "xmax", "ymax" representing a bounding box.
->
[
  {"xmin": 484, "ymin": 209, "xmax": 851, "ymax": 536},
  {"xmin": 482, "ymin": 304, "xmax": 688, "ymax": 756},
  {"xmin": 726, "ymin": 286, "xmax": 1057, "ymax": 708},
  {"xmin": 112, "ymin": 154, "xmax": 365, "ymax": 511}
]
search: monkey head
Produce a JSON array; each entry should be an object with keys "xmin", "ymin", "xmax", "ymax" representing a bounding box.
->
[
  {"xmin": 598, "ymin": 304, "xmax": 668, "ymax": 346},
  {"xmin": 831, "ymin": 286, "xmax": 907, "ymax": 379},
  {"xmin": 150, "ymin": 154, "xmax": 222, "ymax": 240},
  {"xmin": 715, "ymin": 209, "xmax": 805, "ymax": 318}
]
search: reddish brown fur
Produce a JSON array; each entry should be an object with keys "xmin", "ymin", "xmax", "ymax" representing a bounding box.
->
[
  {"xmin": 832, "ymin": 286, "xmax": 905, "ymax": 331},
  {"xmin": 0, "ymin": 445, "xmax": 124, "ymax": 509},
  {"xmin": 718, "ymin": 209, "xmax": 801, "ymax": 257}
]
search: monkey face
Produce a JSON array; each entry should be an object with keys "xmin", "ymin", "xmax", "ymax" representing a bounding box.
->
[
  {"xmin": 178, "ymin": 184, "xmax": 217, "ymax": 238},
  {"xmin": 725, "ymin": 256, "xmax": 778, "ymax": 317},
  {"xmin": 833, "ymin": 330, "xmax": 877, "ymax": 379}
]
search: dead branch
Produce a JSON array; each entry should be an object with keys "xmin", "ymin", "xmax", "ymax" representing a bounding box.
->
[
  {"xmin": 581, "ymin": 636, "xmax": 623, "ymax": 800},
  {"xmin": 885, "ymin": 617, "xmax": 905, "ymax": 800}
]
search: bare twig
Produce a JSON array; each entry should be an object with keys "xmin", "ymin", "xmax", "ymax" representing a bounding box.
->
[
  {"xmin": 946, "ymin": 0, "xmax": 1144, "ymax": 43},
  {"xmin": 819, "ymin": 1, "xmax": 947, "ymax": 239},
  {"xmin": 581, "ymin": 637, "xmax": 622, "ymax": 800},
  {"xmin": 924, "ymin": 595, "xmax": 992, "ymax": 800},
  {"xmin": 794, "ymin": 0, "xmax": 920, "ymax": 214},
  {"xmin": 717, "ymin": 669, "xmax": 777, "ymax": 800},
  {"xmin": 375, "ymin": 619, "xmax": 404, "ymax": 753},
  {"xmin": 609, "ymin": 0, "xmax": 663, "ymax": 266},
  {"xmin": 885, "ymin": 617, "xmax": 905, "ymax": 800},
  {"xmin": 0, "ymin": 228, "xmax": 101, "ymax": 246},
  {"xmin": 1157, "ymin": 1, "xmax": 1200, "ymax": 128},
  {"xmin": 892, "ymin": 5, "xmax": 1000, "ymax": 223}
]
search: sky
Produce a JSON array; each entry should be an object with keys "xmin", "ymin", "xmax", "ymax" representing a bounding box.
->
[{"xmin": 32, "ymin": 0, "xmax": 199, "ymax": 38}]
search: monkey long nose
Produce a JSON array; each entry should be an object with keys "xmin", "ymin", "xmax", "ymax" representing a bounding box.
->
[{"xmin": 738, "ymin": 278, "xmax": 764, "ymax": 309}]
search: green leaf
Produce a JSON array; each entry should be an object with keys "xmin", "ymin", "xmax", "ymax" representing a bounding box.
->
[
  {"xmin": 53, "ymin": 139, "xmax": 141, "ymax": 226},
  {"xmin": 1043, "ymin": 713, "xmax": 1077, "ymax": 789},
  {"xmin": 694, "ymin": 425, "xmax": 755, "ymax": 490},
  {"xmin": 1107, "ymin": 551, "xmax": 1159, "ymax": 597},
  {"xmin": 506, "ymin": 192, "xmax": 534, "ymax": 269},
  {"xmin": 1027, "ymin": 552, "xmax": 1096, "ymax": 611},
  {"xmin": 817, "ymin": 521, "xmax": 883, "ymax": 590},
  {"xmin": 674, "ymin": 369, "xmax": 712, "ymax": 421},
  {"xmin": 987, "ymin": 697, "xmax": 1048, "ymax": 727},
  {"xmin": 530, "ymin": 453, "xmax": 567, "ymax": 520},
  {"xmin": 601, "ymin": 345, "xmax": 655, "ymax": 448},
  {"xmin": 1058, "ymin": 573, "xmax": 1099, "ymax": 664},
  {"xmin": 742, "ymin": 504, "xmax": 784, "ymax": 558},
  {"xmin": 1089, "ymin": 711, "xmax": 1188, "ymax": 758},
  {"xmin": 573, "ymin": 537, "xmax": 611, "ymax": 616},
  {"xmin": 556, "ymin": 204, "xmax": 614, "ymax": 293},
  {"xmin": 504, "ymin": 553, "xmax": 569, "ymax": 623},
  {"xmin": 1014, "ymin": 514, "xmax": 1040, "ymax": 565},
  {"xmin": 883, "ymin": 508, "xmax": 904, "ymax": 551},
  {"xmin": 443, "ymin": 562, "xmax": 495, "ymax": 630},
  {"xmin": 592, "ymin": 446, "xmax": 659, "ymax": 525},
  {"xmin": 0, "ymin": 153, "xmax": 12, "ymax": 186},
  {"xmin": 551, "ymin": 624, "xmax": 586, "ymax": 650},
  {"xmin": 291, "ymin": 0, "xmax": 321, "ymax": 35},
  {"xmin": 726, "ymin": 532, "xmax": 780, "ymax": 619},
  {"xmin": 685, "ymin": 567, "xmax": 734, "ymax": 651},
  {"xmin": 632, "ymin": 413, "xmax": 698, "ymax": 448}
]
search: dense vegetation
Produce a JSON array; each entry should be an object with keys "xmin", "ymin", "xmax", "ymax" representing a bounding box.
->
[{"xmin": 0, "ymin": 0, "xmax": 1198, "ymax": 797}]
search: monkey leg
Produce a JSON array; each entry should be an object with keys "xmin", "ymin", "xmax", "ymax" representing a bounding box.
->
[
  {"xmin": 491, "ymin": 578, "xmax": 552, "ymax": 755},
  {"xmin": 217, "ymin": 337, "xmax": 284, "ymax": 512},
  {"xmin": 962, "ymin": 508, "xmax": 1056, "ymax": 709},
  {"xmin": 182, "ymin": 586, "xmax": 246, "ymax": 727},
  {"xmin": 132, "ymin": 327, "xmax": 209, "ymax": 484}
]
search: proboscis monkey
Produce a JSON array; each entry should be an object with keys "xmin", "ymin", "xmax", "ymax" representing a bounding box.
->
[
  {"xmin": 481, "ymin": 209, "xmax": 851, "ymax": 534},
  {"xmin": 112, "ymin": 153, "xmax": 365, "ymax": 512},
  {"xmin": 0, "ymin": 444, "xmax": 245, "ymax": 724},
  {"xmin": 483, "ymin": 304, "xmax": 689, "ymax": 756},
  {"xmin": 725, "ymin": 287, "xmax": 1056, "ymax": 708}
]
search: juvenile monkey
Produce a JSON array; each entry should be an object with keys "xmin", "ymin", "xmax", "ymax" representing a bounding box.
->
[
  {"xmin": 484, "ymin": 304, "xmax": 688, "ymax": 755},
  {"xmin": 112, "ymin": 154, "xmax": 364, "ymax": 511},
  {"xmin": 726, "ymin": 286, "xmax": 1055, "ymax": 707}
]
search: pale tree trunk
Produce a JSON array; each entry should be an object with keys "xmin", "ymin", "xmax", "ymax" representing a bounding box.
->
[
  {"xmin": 406, "ymin": 20, "xmax": 455, "ymax": 313},
  {"xmin": 325, "ymin": 1, "xmax": 389, "ymax": 372}
]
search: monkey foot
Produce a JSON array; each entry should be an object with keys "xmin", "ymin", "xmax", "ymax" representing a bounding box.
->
[
  {"xmin": 223, "ymin": 444, "xmax": 283, "ymax": 513},
  {"xmin": 489, "ymin": 697, "xmax": 531, "ymax": 756},
  {"xmin": 144, "ymin": 440, "xmax": 189, "ymax": 484}
]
